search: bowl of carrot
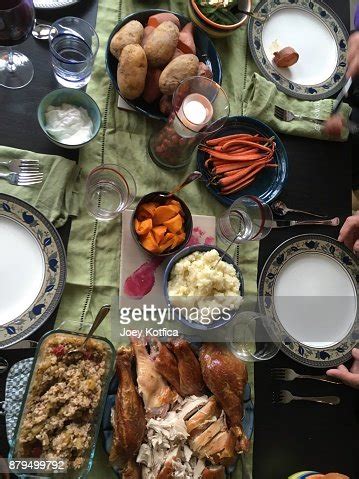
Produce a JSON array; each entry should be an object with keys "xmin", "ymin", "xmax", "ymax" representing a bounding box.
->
[
  {"xmin": 197, "ymin": 116, "xmax": 288, "ymax": 206},
  {"xmin": 131, "ymin": 191, "xmax": 193, "ymax": 257}
]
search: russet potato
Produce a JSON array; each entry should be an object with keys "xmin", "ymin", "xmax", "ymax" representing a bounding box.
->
[
  {"xmin": 118, "ymin": 44, "xmax": 147, "ymax": 100},
  {"xmin": 144, "ymin": 21, "xmax": 180, "ymax": 68},
  {"xmin": 110, "ymin": 20, "xmax": 144, "ymax": 59},
  {"xmin": 159, "ymin": 54, "xmax": 199, "ymax": 95}
]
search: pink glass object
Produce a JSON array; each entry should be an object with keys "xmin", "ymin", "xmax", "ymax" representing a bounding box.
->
[{"xmin": 148, "ymin": 76, "xmax": 230, "ymax": 169}]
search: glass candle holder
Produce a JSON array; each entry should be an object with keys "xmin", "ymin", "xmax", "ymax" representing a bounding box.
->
[{"xmin": 148, "ymin": 76, "xmax": 230, "ymax": 169}]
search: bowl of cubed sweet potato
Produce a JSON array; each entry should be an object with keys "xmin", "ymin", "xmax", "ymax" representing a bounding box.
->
[{"xmin": 131, "ymin": 191, "xmax": 193, "ymax": 257}]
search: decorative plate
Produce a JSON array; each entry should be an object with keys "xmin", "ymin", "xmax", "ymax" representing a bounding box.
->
[
  {"xmin": 197, "ymin": 116, "xmax": 288, "ymax": 206},
  {"xmin": 34, "ymin": 0, "xmax": 80, "ymax": 9},
  {"xmin": 248, "ymin": 0, "xmax": 349, "ymax": 100},
  {"xmin": 106, "ymin": 9, "xmax": 222, "ymax": 121},
  {"xmin": 259, "ymin": 234, "xmax": 358, "ymax": 368},
  {"xmin": 0, "ymin": 194, "xmax": 66, "ymax": 348},
  {"xmin": 102, "ymin": 375, "xmax": 254, "ymax": 476}
]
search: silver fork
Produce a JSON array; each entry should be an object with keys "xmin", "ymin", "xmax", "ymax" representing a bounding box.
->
[
  {"xmin": 273, "ymin": 390, "xmax": 340, "ymax": 406},
  {"xmin": 275, "ymin": 105, "xmax": 359, "ymax": 135},
  {"xmin": 274, "ymin": 106, "xmax": 325, "ymax": 125},
  {"xmin": 0, "ymin": 158, "xmax": 40, "ymax": 172},
  {"xmin": 272, "ymin": 368, "xmax": 342, "ymax": 385},
  {"xmin": 0, "ymin": 171, "xmax": 43, "ymax": 186}
]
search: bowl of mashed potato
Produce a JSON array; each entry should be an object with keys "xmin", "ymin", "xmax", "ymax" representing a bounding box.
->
[{"xmin": 164, "ymin": 245, "xmax": 244, "ymax": 330}]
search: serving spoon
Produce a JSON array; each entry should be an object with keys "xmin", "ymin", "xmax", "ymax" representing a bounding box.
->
[
  {"xmin": 66, "ymin": 304, "xmax": 111, "ymax": 359},
  {"xmin": 272, "ymin": 200, "xmax": 327, "ymax": 219},
  {"xmin": 159, "ymin": 171, "xmax": 202, "ymax": 199}
]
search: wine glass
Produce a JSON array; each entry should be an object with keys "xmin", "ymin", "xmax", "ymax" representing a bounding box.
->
[{"xmin": 0, "ymin": 0, "xmax": 35, "ymax": 89}]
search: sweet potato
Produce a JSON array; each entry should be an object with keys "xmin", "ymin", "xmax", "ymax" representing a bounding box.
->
[
  {"xmin": 110, "ymin": 20, "xmax": 144, "ymax": 59},
  {"xmin": 147, "ymin": 13, "xmax": 180, "ymax": 29},
  {"xmin": 137, "ymin": 202, "xmax": 157, "ymax": 220},
  {"xmin": 141, "ymin": 231, "xmax": 159, "ymax": 253},
  {"xmin": 178, "ymin": 23, "xmax": 196, "ymax": 55},
  {"xmin": 153, "ymin": 205, "xmax": 178, "ymax": 225},
  {"xmin": 144, "ymin": 21, "xmax": 179, "ymax": 68},
  {"xmin": 159, "ymin": 95, "xmax": 172, "ymax": 116},
  {"xmin": 163, "ymin": 213, "xmax": 183, "ymax": 234},
  {"xmin": 198, "ymin": 62, "xmax": 213, "ymax": 79},
  {"xmin": 118, "ymin": 44, "xmax": 147, "ymax": 100},
  {"xmin": 152, "ymin": 225, "xmax": 167, "ymax": 244},
  {"xmin": 134, "ymin": 218, "xmax": 152, "ymax": 236},
  {"xmin": 143, "ymin": 68, "xmax": 162, "ymax": 104}
]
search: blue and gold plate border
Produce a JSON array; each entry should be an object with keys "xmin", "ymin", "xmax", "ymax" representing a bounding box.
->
[
  {"xmin": 258, "ymin": 234, "xmax": 358, "ymax": 368},
  {"xmin": 248, "ymin": 0, "xmax": 349, "ymax": 101},
  {"xmin": 0, "ymin": 194, "xmax": 66, "ymax": 348}
]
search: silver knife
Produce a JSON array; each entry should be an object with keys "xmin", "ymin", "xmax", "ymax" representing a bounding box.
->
[
  {"xmin": 4, "ymin": 339, "xmax": 38, "ymax": 350},
  {"xmin": 272, "ymin": 217, "xmax": 340, "ymax": 228},
  {"xmin": 332, "ymin": 77, "xmax": 352, "ymax": 114}
]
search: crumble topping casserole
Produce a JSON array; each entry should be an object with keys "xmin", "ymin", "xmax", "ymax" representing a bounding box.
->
[{"xmin": 16, "ymin": 334, "xmax": 109, "ymax": 470}]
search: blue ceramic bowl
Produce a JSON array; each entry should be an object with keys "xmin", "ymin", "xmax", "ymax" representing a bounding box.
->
[
  {"xmin": 38, "ymin": 88, "xmax": 101, "ymax": 149},
  {"xmin": 106, "ymin": 9, "xmax": 222, "ymax": 121},
  {"xmin": 163, "ymin": 244, "xmax": 244, "ymax": 330},
  {"xmin": 197, "ymin": 115, "xmax": 288, "ymax": 206}
]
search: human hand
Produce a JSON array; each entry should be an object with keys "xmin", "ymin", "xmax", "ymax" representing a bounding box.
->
[
  {"xmin": 347, "ymin": 31, "xmax": 359, "ymax": 78},
  {"xmin": 326, "ymin": 348, "xmax": 359, "ymax": 389},
  {"xmin": 323, "ymin": 114, "xmax": 345, "ymax": 137},
  {"xmin": 338, "ymin": 214, "xmax": 359, "ymax": 253}
]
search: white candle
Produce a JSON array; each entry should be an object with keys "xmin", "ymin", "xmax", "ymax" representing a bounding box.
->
[
  {"xmin": 183, "ymin": 100, "xmax": 207, "ymax": 125},
  {"xmin": 174, "ymin": 93, "xmax": 214, "ymax": 138}
]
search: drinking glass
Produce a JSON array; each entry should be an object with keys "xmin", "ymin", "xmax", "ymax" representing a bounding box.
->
[
  {"xmin": 148, "ymin": 76, "xmax": 230, "ymax": 169},
  {"xmin": 0, "ymin": 0, "xmax": 35, "ymax": 89},
  {"xmin": 85, "ymin": 164, "xmax": 137, "ymax": 221},
  {"xmin": 49, "ymin": 16, "xmax": 99, "ymax": 89},
  {"xmin": 217, "ymin": 195, "xmax": 273, "ymax": 244},
  {"xmin": 229, "ymin": 311, "xmax": 281, "ymax": 362}
]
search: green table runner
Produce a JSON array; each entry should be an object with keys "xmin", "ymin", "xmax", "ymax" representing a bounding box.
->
[{"xmin": 56, "ymin": 1, "xmax": 259, "ymax": 477}]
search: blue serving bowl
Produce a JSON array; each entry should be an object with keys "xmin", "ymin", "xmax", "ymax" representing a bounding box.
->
[
  {"xmin": 38, "ymin": 88, "xmax": 101, "ymax": 149},
  {"xmin": 106, "ymin": 9, "xmax": 222, "ymax": 121},
  {"xmin": 197, "ymin": 115, "xmax": 288, "ymax": 206},
  {"xmin": 163, "ymin": 244, "xmax": 244, "ymax": 330}
]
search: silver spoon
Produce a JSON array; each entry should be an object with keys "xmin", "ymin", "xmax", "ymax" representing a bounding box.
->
[
  {"xmin": 66, "ymin": 304, "xmax": 111, "ymax": 359},
  {"xmin": 272, "ymin": 200, "xmax": 327, "ymax": 219},
  {"xmin": 159, "ymin": 171, "xmax": 202, "ymax": 198},
  {"xmin": 32, "ymin": 20, "xmax": 52, "ymax": 40}
]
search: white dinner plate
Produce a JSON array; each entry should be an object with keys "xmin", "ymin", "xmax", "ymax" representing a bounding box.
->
[
  {"xmin": 248, "ymin": 0, "xmax": 348, "ymax": 100},
  {"xmin": 0, "ymin": 194, "xmax": 66, "ymax": 348},
  {"xmin": 259, "ymin": 235, "xmax": 358, "ymax": 367},
  {"xmin": 34, "ymin": 0, "xmax": 80, "ymax": 10}
]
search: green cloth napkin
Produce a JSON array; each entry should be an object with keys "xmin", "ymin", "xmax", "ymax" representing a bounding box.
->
[
  {"xmin": 243, "ymin": 73, "xmax": 352, "ymax": 141},
  {"xmin": 0, "ymin": 147, "xmax": 81, "ymax": 227}
]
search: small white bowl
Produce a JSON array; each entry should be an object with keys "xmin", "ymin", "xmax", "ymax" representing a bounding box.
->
[{"xmin": 37, "ymin": 88, "xmax": 101, "ymax": 149}]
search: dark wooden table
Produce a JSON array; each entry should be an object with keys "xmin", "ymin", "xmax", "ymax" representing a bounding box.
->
[{"xmin": 0, "ymin": 1, "xmax": 358, "ymax": 478}]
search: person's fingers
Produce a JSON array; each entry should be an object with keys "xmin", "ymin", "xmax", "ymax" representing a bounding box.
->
[
  {"xmin": 337, "ymin": 364, "xmax": 349, "ymax": 372},
  {"xmin": 353, "ymin": 239, "xmax": 359, "ymax": 255},
  {"xmin": 352, "ymin": 348, "xmax": 359, "ymax": 360},
  {"xmin": 347, "ymin": 57, "xmax": 359, "ymax": 78},
  {"xmin": 326, "ymin": 368, "xmax": 359, "ymax": 389},
  {"xmin": 338, "ymin": 216, "xmax": 359, "ymax": 250}
]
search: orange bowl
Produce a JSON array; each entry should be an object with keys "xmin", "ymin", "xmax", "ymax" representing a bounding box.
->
[{"xmin": 189, "ymin": 0, "xmax": 251, "ymax": 33}]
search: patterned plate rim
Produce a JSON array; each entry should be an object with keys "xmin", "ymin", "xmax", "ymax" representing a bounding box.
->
[
  {"xmin": 34, "ymin": 0, "xmax": 80, "ymax": 9},
  {"xmin": 258, "ymin": 234, "xmax": 358, "ymax": 368},
  {"xmin": 248, "ymin": 0, "xmax": 349, "ymax": 101},
  {"xmin": 196, "ymin": 115, "xmax": 288, "ymax": 206},
  {"xmin": 0, "ymin": 194, "xmax": 66, "ymax": 348}
]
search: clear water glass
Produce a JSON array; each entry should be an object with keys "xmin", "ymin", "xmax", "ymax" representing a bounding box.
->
[
  {"xmin": 217, "ymin": 195, "xmax": 273, "ymax": 244},
  {"xmin": 49, "ymin": 16, "xmax": 99, "ymax": 89},
  {"xmin": 229, "ymin": 311, "xmax": 281, "ymax": 362},
  {"xmin": 85, "ymin": 164, "xmax": 137, "ymax": 221}
]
